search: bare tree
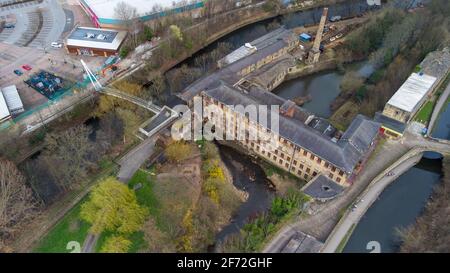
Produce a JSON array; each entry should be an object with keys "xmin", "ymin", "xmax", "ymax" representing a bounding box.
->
[
  {"xmin": 0, "ymin": 158, "xmax": 39, "ymax": 246},
  {"xmin": 43, "ymin": 125, "xmax": 94, "ymax": 191},
  {"xmin": 114, "ymin": 1, "xmax": 141, "ymax": 47}
]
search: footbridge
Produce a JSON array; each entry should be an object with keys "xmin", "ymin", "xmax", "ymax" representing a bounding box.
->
[{"xmin": 81, "ymin": 60, "xmax": 162, "ymax": 115}]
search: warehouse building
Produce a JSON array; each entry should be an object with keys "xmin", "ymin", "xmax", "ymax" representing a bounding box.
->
[
  {"xmin": 1, "ymin": 85, "xmax": 24, "ymax": 115},
  {"xmin": 66, "ymin": 27, "xmax": 127, "ymax": 57},
  {"xmin": 0, "ymin": 91, "xmax": 10, "ymax": 123},
  {"xmin": 382, "ymin": 73, "xmax": 437, "ymax": 124},
  {"xmin": 79, "ymin": 0, "xmax": 204, "ymax": 28}
]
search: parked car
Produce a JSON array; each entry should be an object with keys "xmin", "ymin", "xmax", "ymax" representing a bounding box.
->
[
  {"xmin": 4, "ymin": 23, "xmax": 15, "ymax": 28},
  {"xmin": 22, "ymin": 65, "xmax": 32, "ymax": 71},
  {"xmin": 330, "ymin": 15, "xmax": 342, "ymax": 22},
  {"xmin": 51, "ymin": 42, "xmax": 63, "ymax": 48},
  {"xmin": 13, "ymin": 69, "xmax": 23, "ymax": 76}
]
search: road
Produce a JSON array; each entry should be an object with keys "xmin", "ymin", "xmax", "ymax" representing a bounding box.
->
[
  {"xmin": 429, "ymin": 81, "xmax": 450, "ymax": 133},
  {"xmin": 321, "ymin": 150, "xmax": 424, "ymax": 253},
  {"xmin": 263, "ymin": 139, "xmax": 409, "ymax": 253},
  {"xmin": 117, "ymin": 136, "xmax": 157, "ymax": 183},
  {"xmin": 263, "ymin": 133, "xmax": 450, "ymax": 253}
]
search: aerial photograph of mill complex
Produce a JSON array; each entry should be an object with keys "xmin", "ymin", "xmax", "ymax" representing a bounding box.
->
[{"xmin": 0, "ymin": 0, "xmax": 449, "ymax": 258}]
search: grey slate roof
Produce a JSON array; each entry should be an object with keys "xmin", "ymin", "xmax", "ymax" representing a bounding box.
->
[
  {"xmin": 420, "ymin": 47, "xmax": 450, "ymax": 80},
  {"xmin": 303, "ymin": 175, "xmax": 344, "ymax": 201},
  {"xmin": 179, "ymin": 28, "xmax": 294, "ymax": 102},
  {"xmin": 180, "ymin": 27, "xmax": 381, "ymax": 173},
  {"xmin": 203, "ymin": 84, "xmax": 380, "ymax": 173},
  {"xmin": 374, "ymin": 112, "xmax": 406, "ymax": 134}
]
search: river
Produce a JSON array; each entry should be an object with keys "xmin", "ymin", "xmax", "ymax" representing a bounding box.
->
[
  {"xmin": 160, "ymin": 0, "xmax": 434, "ymax": 247},
  {"xmin": 214, "ymin": 145, "xmax": 275, "ymax": 245}
]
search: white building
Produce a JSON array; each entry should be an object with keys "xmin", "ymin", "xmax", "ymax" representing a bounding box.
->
[
  {"xmin": 79, "ymin": 0, "xmax": 204, "ymax": 28},
  {"xmin": 0, "ymin": 91, "xmax": 11, "ymax": 123},
  {"xmin": 382, "ymin": 73, "xmax": 437, "ymax": 123},
  {"xmin": 1, "ymin": 85, "xmax": 24, "ymax": 115}
]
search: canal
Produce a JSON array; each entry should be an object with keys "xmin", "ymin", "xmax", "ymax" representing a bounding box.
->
[
  {"xmin": 160, "ymin": 0, "xmax": 428, "ymax": 246},
  {"xmin": 432, "ymin": 101, "xmax": 450, "ymax": 140},
  {"xmin": 343, "ymin": 155, "xmax": 443, "ymax": 253}
]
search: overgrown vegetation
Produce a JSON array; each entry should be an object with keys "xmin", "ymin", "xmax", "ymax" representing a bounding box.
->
[
  {"xmin": 219, "ymin": 190, "xmax": 310, "ymax": 253},
  {"xmin": 398, "ymin": 157, "xmax": 450, "ymax": 252},
  {"xmin": 333, "ymin": 0, "xmax": 450, "ymax": 125}
]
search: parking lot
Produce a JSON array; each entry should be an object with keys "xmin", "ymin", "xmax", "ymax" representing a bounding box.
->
[
  {"xmin": 0, "ymin": 0, "xmax": 65, "ymax": 48},
  {"xmin": 0, "ymin": 0, "xmax": 104, "ymax": 117}
]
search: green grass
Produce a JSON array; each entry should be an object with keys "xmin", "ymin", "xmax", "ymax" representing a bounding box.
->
[
  {"xmin": 128, "ymin": 169, "xmax": 159, "ymax": 216},
  {"xmin": 336, "ymin": 224, "xmax": 356, "ymax": 253},
  {"xmin": 414, "ymin": 100, "xmax": 435, "ymax": 123},
  {"xmin": 34, "ymin": 198, "xmax": 90, "ymax": 253}
]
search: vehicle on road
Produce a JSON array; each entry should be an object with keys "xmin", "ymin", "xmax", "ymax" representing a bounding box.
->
[
  {"xmin": 22, "ymin": 65, "xmax": 32, "ymax": 71},
  {"xmin": 14, "ymin": 69, "xmax": 23, "ymax": 76},
  {"xmin": 4, "ymin": 23, "xmax": 15, "ymax": 28},
  {"xmin": 51, "ymin": 42, "xmax": 63, "ymax": 48}
]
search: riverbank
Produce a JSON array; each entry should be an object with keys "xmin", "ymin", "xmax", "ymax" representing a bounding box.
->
[{"xmin": 399, "ymin": 157, "xmax": 449, "ymax": 252}]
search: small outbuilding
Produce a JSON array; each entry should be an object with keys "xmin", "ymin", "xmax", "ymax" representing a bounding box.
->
[
  {"xmin": 1, "ymin": 85, "xmax": 24, "ymax": 115},
  {"xmin": 66, "ymin": 27, "xmax": 127, "ymax": 57}
]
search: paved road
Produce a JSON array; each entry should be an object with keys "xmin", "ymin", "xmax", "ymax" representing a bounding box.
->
[
  {"xmin": 117, "ymin": 136, "xmax": 157, "ymax": 183},
  {"xmin": 321, "ymin": 150, "xmax": 423, "ymax": 253},
  {"xmin": 263, "ymin": 133, "xmax": 450, "ymax": 253},
  {"xmin": 429, "ymin": 81, "xmax": 450, "ymax": 133},
  {"xmin": 82, "ymin": 233, "xmax": 99, "ymax": 253},
  {"xmin": 263, "ymin": 140, "xmax": 409, "ymax": 252}
]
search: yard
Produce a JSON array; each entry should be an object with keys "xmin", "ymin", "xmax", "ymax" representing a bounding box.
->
[
  {"xmin": 34, "ymin": 169, "xmax": 158, "ymax": 253},
  {"xmin": 414, "ymin": 100, "xmax": 435, "ymax": 124},
  {"xmin": 33, "ymin": 198, "xmax": 90, "ymax": 253}
]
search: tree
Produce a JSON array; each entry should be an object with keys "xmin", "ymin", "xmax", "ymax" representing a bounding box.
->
[
  {"xmin": 165, "ymin": 141, "xmax": 193, "ymax": 163},
  {"xmin": 114, "ymin": 1, "xmax": 140, "ymax": 47},
  {"xmin": 80, "ymin": 177, "xmax": 148, "ymax": 235},
  {"xmin": 44, "ymin": 125, "xmax": 94, "ymax": 191},
  {"xmin": 100, "ymin": 235, "xmax": 132, "ymax": 253},
  {"xmin": 0, "ymin": 159, "xmax": 38, "ymax": 244},
  {"xmin": 169, "ymin": 25, "xmax": 183, "ymax": 41}
]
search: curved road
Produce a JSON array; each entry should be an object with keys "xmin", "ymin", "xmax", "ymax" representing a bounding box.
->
[{"xmin": 263, "ymin": 134, "xmax": 450, "ymax": 253}]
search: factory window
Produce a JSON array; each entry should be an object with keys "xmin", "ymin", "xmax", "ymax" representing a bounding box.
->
[
  {"xmin": 317, "ymin": 158, "xmax": 322, "ymax": 164},
  {"xmin": 329, "ymin": 173, "xmax": 334, "ymax": 179},
  {"xmin": 303, "ymin": 150, "xmax": 307, "ymax": 156},
  {"xmin": 332, "ymin": 166, "xmax": 337, "ymax": 172},
  {"xmin": 306, "ymin": 168, "xmax": 311, "ymax": 174},
  {"xmin": 337, "ymin": 177, "xmax": 342, "ymax": 183},
  {"xmin": 339, "ymin": 171, "xmax": 345, "ymax": 176},
  {"xmin": 310, "ymin": 154, "xmax": 315, "ymax": 160},
  {"xmin": 325, "ymin": 162, "xmax": 330, "ymax": 168},
  {"xmin": 293, "ymin": 160, "xmax": 298, "ymax": 166},
  {"xmin": 300, "ymin": 164, "xmax": 304, "ymax": 170},
  {"xmin": 287, "ymin": 156, "xmax": 291, "ymax": 162}
]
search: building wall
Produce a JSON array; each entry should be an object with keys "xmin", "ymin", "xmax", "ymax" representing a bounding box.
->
[
  {"xmin": 80, "ymin": 0, "xmax": 204, "ymax": 29},
  {"xmin": 382, "ymin": 104, "xmax": 410, "ymax": 123},
  {"xmin": 201, "ymin": 94, "xmax": 350, "ymax": 187},
  {"xmin": 238, "ymin": 40, "xmax": 299, "ymax": 77},
  {"xmin": 66, "ymin": 45, "xmax": 118, "ymax": 57}
]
